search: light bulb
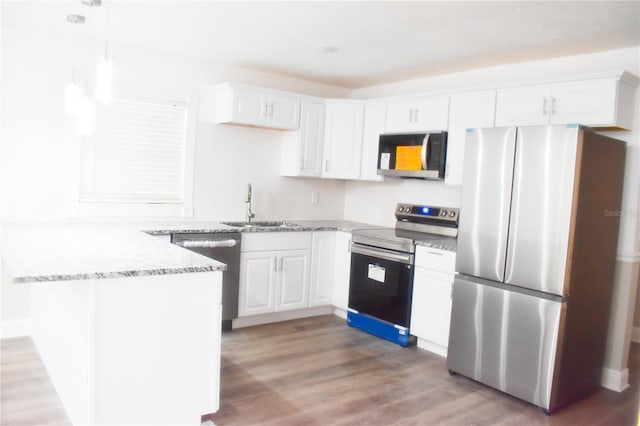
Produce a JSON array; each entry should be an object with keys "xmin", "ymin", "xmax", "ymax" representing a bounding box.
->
[
  {"xmin": 65, "ymin": 81, "xmax": 84, "ymax": 115},
  {"xmin": 95, "ymin": 55, "xmax": 113, "ymax": 103}
]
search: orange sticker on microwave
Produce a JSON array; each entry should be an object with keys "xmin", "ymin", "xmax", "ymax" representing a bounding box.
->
[{"xmin": 395, "ymin": 146, "xmax": 422, "ymax": 170}]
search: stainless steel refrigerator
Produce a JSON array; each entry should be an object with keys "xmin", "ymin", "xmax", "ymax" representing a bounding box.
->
[{"xmin": 447, "ymin": 125, "xmax": 626, "ymax": 413}]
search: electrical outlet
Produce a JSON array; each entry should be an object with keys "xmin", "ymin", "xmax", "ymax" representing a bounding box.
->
[{"xmin": 311, "ymin": 191, "xmax": 319, "ymax": 204}]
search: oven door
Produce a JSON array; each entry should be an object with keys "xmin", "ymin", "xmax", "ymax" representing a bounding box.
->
[{"xmin": 348, "ymin": 243, "xmax": 414, "ymax": 328}]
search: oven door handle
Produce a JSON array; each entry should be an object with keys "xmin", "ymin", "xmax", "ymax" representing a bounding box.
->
[{"xmin": 351, "ymin": 244, "xmax": 414, "ymax": 265}]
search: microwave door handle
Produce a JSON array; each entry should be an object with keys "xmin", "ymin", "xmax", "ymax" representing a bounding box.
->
[{"xmin": 421, "ymin": 133, "xmax": 430, "ymax": 170}]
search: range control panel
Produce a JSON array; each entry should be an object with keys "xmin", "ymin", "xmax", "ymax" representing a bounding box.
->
[{"xmin": 395, "ymin": 203, "xmax": 459, "ymax": 225}]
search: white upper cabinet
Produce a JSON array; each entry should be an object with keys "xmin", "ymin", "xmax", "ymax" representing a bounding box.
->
[
  {"xmin": 201, "ymin": 83, "xmax": 301, "ymax": 130},
  {"xmin": 360, "ymin": 102, "xmax": 386, "ymax": 182},
  {"xmin": 495, "ymin": 85, "xmax": 549, "ymax": 126},
  {"xmin": 495, "ymin": 75, "xmax": 636, "ymax": 129},
  {"xmin": 322, "ymin": 100, "xmax": 364, "ymax": 180},
  {"xmin": 385, "ymin": 95, "xmax": 450, "ymax": 133},
  {"xmin": 281, "ymin": 98, "xmax": 326, "ymax": 177},
  {"xmin": 445, "ymin": 90, "xmax": 496, "ymax": 186}
]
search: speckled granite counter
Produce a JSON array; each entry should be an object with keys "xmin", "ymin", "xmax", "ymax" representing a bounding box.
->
[
  {"xmin": 415, "ymin": 237, "xmax": 457, "ymax": 252},
  {"xmin": 1, "ymin": 220, "xmax": 381, "ymax": 284},
  {"xmin": 1, "ymin": 223, "xmax": 227, "ymax": 283},
  {"xmin": 139, "ymin": 219, "xmax": 382, "ymax": 235}
]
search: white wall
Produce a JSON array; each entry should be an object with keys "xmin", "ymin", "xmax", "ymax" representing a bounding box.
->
[{"xmin": 0, "ymin": 26, "xmax": 349, "ymax": 223}]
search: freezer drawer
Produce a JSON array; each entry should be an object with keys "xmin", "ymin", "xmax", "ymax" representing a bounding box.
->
[{"xmin": 447, "ymin": 276, "xmax": 562, "ymax": 410}]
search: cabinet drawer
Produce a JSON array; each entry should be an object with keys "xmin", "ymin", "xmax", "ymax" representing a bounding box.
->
[
  {"xmin": 415, "ymin": 246, "xmax": 456, "ymax": 273},
  {"xmin": 241, "ymin": 232, "xmax": 312, "ymax": 252}
]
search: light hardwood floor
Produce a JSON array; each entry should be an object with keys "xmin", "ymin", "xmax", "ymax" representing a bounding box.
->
[
  {"xmin": 1, "ymin": 337, "xmax": 69, "ymax": 425},
  {"xmin": 2, "ymin": 315, "xmax": 639, "ymax": 425}
]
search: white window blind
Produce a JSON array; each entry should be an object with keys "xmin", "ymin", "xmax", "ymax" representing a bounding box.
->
[{"xmin": 80, "ymin": 98, "xmax": 187, "ymax": 205}]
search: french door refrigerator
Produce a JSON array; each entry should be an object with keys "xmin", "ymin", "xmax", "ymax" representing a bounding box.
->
[{"xmin": 447, "ymin": 125, "xmax": 626, "ymax": 413}]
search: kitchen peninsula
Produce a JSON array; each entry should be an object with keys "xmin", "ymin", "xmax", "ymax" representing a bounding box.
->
[
  {"xmin": 1, "ymin": 223, "xmax": 227, "ymax": 426},
  {"xmin": 1, "ymin": 219, "xmax": 380, "ymax": 425}
]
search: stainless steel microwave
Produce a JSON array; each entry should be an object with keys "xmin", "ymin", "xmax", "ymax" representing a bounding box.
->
[{"xmin": 377, "ymin": 131, "xmax": 447, "ymax": 179}]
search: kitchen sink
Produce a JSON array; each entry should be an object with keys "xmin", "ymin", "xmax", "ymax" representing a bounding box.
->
[{"xmin": 222, "ymin": 221, "xmax": 300, "ymax": 229}]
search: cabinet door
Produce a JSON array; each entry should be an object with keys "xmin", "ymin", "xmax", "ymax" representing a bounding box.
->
[
  {"xmin": 413, "ymin": 96, "xmax": 450, "ymax": 131},
  {"xmin": 445, "ymin": 91, "xmax": 496, "ymax": 186},
  {"xmin": 331, "ymin": 232, "xmax": 352, "ymax": 311},
  {"xmin": 309, "ymin": 232, "xmax": 336, "ymax": 307},
  {"xmin": 299, "ymin": 100, "xmax": 325, "ymax": 176},
  {"xmin": 322, "ymin": 101, "xmax": 364, "ymax": 179},
  {"xmin": 386, "ymin": 96, "xmax": 449, "ymax": 133},
  {"xmin": 410, "ymin": 267, "xmax": 454, "ymax": 348},
  {"xmin": 231, "ymin": 88, "xmax": 268, "ymax": 126},
  {"xmin": 267, "ymin": 94, "xmax": 301, "ymax": 130},
  {"xmin": 239, "ymin": 251, "xmax": 277, "ymax": 316},
  {"xmin": 275, "ymin": 250, "xmax": 311, "ymax": 312},
  {"xmin": 360, "ymin": 102, "xmax": 385, "ymax": 182},
  {"xmin": 385, "ymin": 100, "xmax": 414, "ymax": 133},
  {"xmin": 495, "ymin": 85, "xmax": 550, "ymax": 127},
  {"xmin": 550, "ymin": 79, "xmax": 617, "ymax": 126}
]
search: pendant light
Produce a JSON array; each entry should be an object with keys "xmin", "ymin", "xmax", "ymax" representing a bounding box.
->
[
  {"xmin": 76, "ymin": 3, "xmax": 96, "ymax": 135},
  {"xmin": 95, "ymin": 42, "xmax": 113, "ymax": 102},
  {"xmin": 86, "ymin": 0, "xmax": 113, "ymax": 103},
  {"xmin": 64, "ymin": 14, "xmax": 85, "ymax": 116}
]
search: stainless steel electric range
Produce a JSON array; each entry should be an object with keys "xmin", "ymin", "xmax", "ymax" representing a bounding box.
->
[{"xmin": 348, "ymin": 203, "xmax": 459, "ymax": 346}]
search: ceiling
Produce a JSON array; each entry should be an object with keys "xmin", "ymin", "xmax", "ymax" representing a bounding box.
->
[{"xmin": 3, "ymin": 1, "xmax": 640, "ymax": 89}]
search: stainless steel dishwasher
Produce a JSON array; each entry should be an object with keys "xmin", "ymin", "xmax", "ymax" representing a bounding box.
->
[{"xmin": 172, "ymin": 232, "xmax": 241, "ymax": 331}]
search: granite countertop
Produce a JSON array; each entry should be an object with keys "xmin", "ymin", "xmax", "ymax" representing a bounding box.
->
[
  {"xmin": 1, "ymin": 223, "xmax": 227, "ymax": 284},
  {"xmin": 1, "ymin": 220, "xmax": 381, "ymax": 284},
  {"xmin": 140, "ymin": 219, "xmax": 382, "ymax": 235},
  {"xmin": 415, "ymin": 237, "xmax": 457, "ymax": 252}
]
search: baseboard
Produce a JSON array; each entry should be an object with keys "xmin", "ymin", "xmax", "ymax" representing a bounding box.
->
[
  {"xmin": 416, "ymin": 338, "xmax": 447, "ymax": 358},
  {"xmin": 632, "ymin": 327, "xmax": 640, "ymax": 343},
  {"xmin": 1, "ymin": 318, "xmax": 31, "ymax": 338},
  {"xmin": 601, "ymin": 367, "xmax": 629, "ymax": 392},
  {"xmin": 333, "ymin": 307, "xmax": 348, "ymax": 319},
  {"xmin": 232, "ymin": 305, "xmax": 334, "ymax": 329}
]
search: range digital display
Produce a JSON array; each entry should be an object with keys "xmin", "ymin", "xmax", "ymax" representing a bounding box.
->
[{"xmin": 411, "ymin": 206, "xmax": 440, "ymax": 217}]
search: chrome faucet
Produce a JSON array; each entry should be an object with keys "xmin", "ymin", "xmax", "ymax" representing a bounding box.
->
[{"xmin": 245, "ymin": 183, "xmax": 255, "ymax": 222}]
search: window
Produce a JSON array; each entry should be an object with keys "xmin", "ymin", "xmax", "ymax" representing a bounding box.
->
[{"xmin": 76, "ymin": 97, "xmax": 194, "ymax": 217}]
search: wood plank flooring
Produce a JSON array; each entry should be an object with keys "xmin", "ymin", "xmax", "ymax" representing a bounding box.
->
[
  {"xmin": 1, "ymin": 337, "xmax": 70, "ymax": 425},
  {"xmin": 2, "ymin": 315, "xmax": 639, "ymax": 425},
  {"xmin": 214, "ymin": 315, "xmax": 640, "ymax": 425}
]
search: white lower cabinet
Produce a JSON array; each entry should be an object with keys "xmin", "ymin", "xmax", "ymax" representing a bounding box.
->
[
  {"xmin": 410, "ymin": 246, "xmax": 456, "ymax": 357},
  {"xmin": 238, "ymin": 232, "xmax": 312, "ymax": 317},
  {"xmin": 331, "ymin": 231, "xmax": 352, "ymax": 312},
  {"xmin": 275, "ymin": 250, "xmax": 311, "ymax": 311},
  {"xmin": 309, "ymin": 232, "xmax": 336, "ymax": 307},
  {"xmin": 240, "ymin": 251, "xmax": 278, "ymax": 316}
]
